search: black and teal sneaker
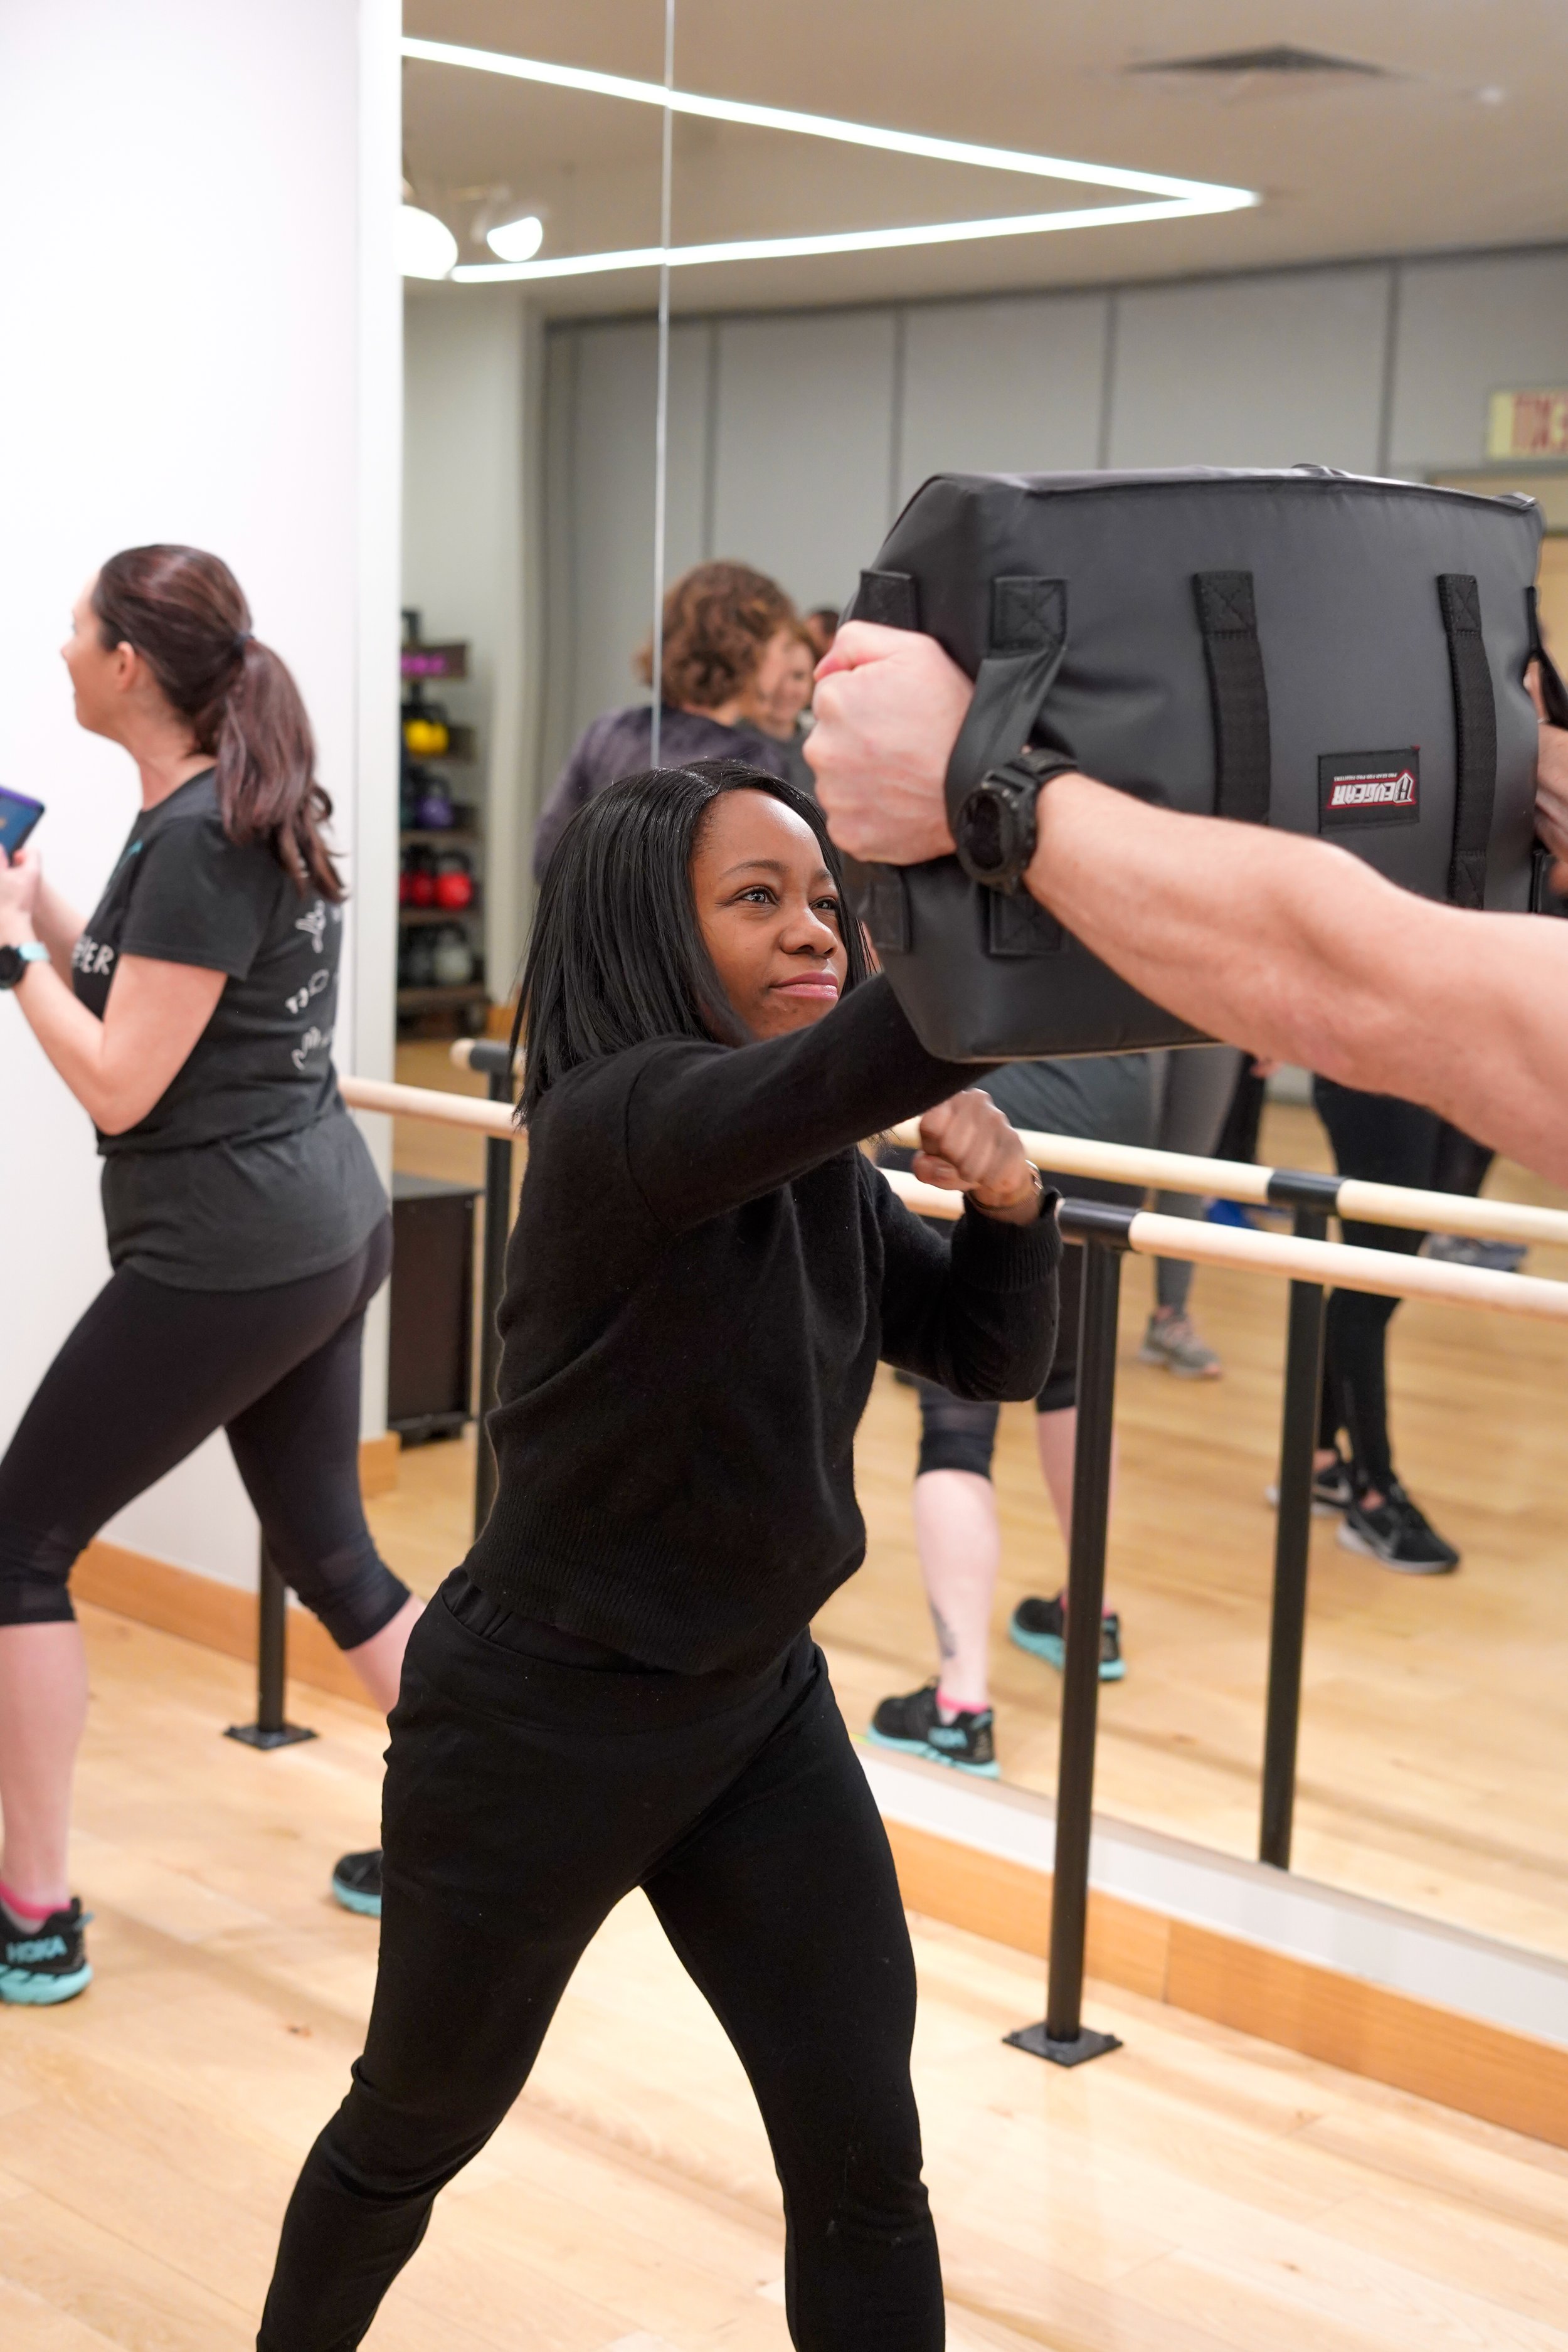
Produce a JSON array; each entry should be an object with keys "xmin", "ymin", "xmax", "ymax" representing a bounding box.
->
[
  {"xmin": 0, "ymin": 1898, "xmax": 92, "ymax": 2005},
  {"xmin": 867, "ymin": 1683, "xmax": 999, "ymax": 1777},
  {"xmin": 331, "ymin": 1849, "xmax": 383, "ymax": 1919},
  {"xmin": 1009, "ymin": 1594, "xmax": 1125, "ymax": 1682}
]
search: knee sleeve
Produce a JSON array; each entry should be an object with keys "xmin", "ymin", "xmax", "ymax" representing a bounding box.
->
[
  {"xmin": 0, "ymin": 1523, "xmax": 79, "ymax": 1627},
  {"xmin": 269, "ymin": 1535, "xmax": 411, "ymax": 1651},
  {"xmin": 914, "ymin": 1384, "xmax": 1000, "ymax": 1480}
]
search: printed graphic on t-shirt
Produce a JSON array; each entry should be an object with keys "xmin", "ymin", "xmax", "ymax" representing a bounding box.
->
[{"xmin": 1317, "ymin": 748, "xmax": 1421, "ymax": 831}]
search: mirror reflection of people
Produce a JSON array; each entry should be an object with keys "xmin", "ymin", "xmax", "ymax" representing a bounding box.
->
[
  {"xmin": 259, "ymin": 762, "xmax": 1057, "ymax": 2349},
  {"xmin": 750, "ymin": 623, "xmax": 820, "ymax": 795},
  {"xmin": 873, "ymin": 1053, "xmax": 1150, "ymax": 1776},
  {"xmin": 532, "ymin": 560, "xmax": 799, "ymax": 877},
  {"xmin": 805, "ymin": 623, "xmax": 1568, "ymax": 1187},
  {"xmin": 0, "ymin": 547, "xmax": 419, "ymax": 2003}
]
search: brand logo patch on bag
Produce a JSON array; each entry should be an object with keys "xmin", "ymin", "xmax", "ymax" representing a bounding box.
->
[{"xmin": 1318, "ymin": 750, "xmax": 1421, "ymax": 830}]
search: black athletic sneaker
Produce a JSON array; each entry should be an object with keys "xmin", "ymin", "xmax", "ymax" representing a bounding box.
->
[
  {"xmin": 0, "ymin": 1897, "xmax": 92, "ymax": 2005},
  {"xmin": 1337, "ymin": 1481, "xmax": 1460, "ymax": 1574},
  {"xmin": 867, "ymin": 1683, "xmax": 999, "ymax": 1777},
  {"xmin": 1009, "ymin": 1594, "xmax": 1125, "ymax": 1682},
  {"xmin": 1266, "ymin": 1450, "xmax": 1355, "ymax": 1517},
  {"xmin": 331, "ymin": 1850, "xmax": 383, "ymax": 1919}
]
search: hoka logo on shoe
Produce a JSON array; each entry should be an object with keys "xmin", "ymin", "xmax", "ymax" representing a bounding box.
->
[{"xmin": 6, "ymin": 1935, "xmax": 65, "ymax": 1963}]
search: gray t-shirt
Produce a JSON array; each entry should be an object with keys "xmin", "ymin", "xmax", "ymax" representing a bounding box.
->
[
  {"xmin": 72, "ymin": 771, "xmax": 386, "ymax": 1291},
  {"xmin": 978, "ymin": 1055, "xmax": 1156, "ymax": 1207}
]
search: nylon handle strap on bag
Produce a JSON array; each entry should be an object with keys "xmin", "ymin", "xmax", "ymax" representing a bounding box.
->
[
  {"xmin": 942, "ymin": 576, "xmax": 1071, "ymax": 831},
  {"xmin": 1192, "ymin": 571, "xmax": 1271, "ymax": 824},
  {"xmin": 1438, "ymin": 572, "xmax": 1497, "ymax": 909}
]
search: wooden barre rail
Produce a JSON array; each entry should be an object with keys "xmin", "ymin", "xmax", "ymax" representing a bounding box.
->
[
  {"xmin": 886, "ymin": 1118, "xmax": 1568, "ymax": 1251},
  {"xmin": 341, "ymin": 1074, "xmax": 517, "ymax": 1136},
  {"xmin": 879, "ymin": 1168, "xmax": 1568, "ymax": 1325},
  {"xmin": 341, "ymin": 1073, "xmax": 1568, "ymax": 1325}
]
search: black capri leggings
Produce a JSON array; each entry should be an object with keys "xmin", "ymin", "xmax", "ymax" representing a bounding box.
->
[
  {"xmin": 0, "ymin": 1219, "xmax": 410, "ymax": 1649},
  {"xmin": 260, "ymin": 1574, "xmax": 941, "ymax": 2351}
]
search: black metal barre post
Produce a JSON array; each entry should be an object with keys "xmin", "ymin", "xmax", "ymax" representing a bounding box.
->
[
  {"xmin": 466, "ymin": 1040, "xmax": 517, "ymax": 1535},
  {"xmin": 1258, "ymin": 1172, "xmax": 1337, "ymax": 1867},
  {"xmin": 225, "ymin": 1542, "xmax": 316, "ymax": 1751},
  {"xmin": 1007, "ymin": 1201, "xmax": 1131, "ymax": 2069}
]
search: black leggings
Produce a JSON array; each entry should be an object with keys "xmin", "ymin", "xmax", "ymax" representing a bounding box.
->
[
  {"xmin": 259, "ymin": 1575, "xmax": 941, "ymax": 2351},
  {"xmin": 1312, "ymin": 1080, "xmax": 1440, "ymax": 1493},
  {"xmin": 0, "ymin": 1221, "xmax": 409, "ymax": 1649}
]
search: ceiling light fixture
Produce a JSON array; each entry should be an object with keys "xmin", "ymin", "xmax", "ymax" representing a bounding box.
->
[
  {"xmin": 487, "ymin": 213, "xmax": 545, "ymax": 263},
  {"xmin": 400, "ymin": 204, "xmax": 459, "ymax": 279},
  {"xmin": 401, "ymin": 35, "xmax": 1258, "ymax": 285}
]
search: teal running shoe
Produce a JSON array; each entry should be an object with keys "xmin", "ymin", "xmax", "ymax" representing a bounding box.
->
[
  {"xmin": 867, "ymin": 1683, "xmax": 999, "ymax": 1777},
  {"xmin": 331, "ymin": 1849, "xmax": 383, "ymax": 1919},
  {"xmin": 0, "ymin": 1898, "xmax": 92, "ymax": 2005},
  {"xmin": 1009, "ymin": 1594, "xmax": 1125, "ymax": 1682}
]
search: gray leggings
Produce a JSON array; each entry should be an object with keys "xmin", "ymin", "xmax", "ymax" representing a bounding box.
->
[{"xmin": 1148, "ymin": 1046, "xmax": 1245, "ymax": 1315}]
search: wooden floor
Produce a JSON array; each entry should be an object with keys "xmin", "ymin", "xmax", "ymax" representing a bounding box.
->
[
  {"xmin": 378, "ymin": 1051, "xmax": 1568, "ymax": 1968},
  {"xmin": 8, "ymin": 1602, "xmax": 1568, "ymax": 2351}
]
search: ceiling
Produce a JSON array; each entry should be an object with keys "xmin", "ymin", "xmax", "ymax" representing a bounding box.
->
[{"xmin": 402, "ymin": 1, "xmax": 1568, "ymax": 316}]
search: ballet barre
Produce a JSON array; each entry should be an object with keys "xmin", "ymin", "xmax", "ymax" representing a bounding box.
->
[
  {"xmin": 879, "ymin": 1168, "xmax": 1568, "ymax": 1320},
  {"xmin": 338, "ymin": 1072, "xmax": 1568, "ymax": 2069},
  {"xmin": 886, "ymin": 1119, "xmax": 1568, "ymax": 1249},
  {"xmin": 882, "ymin": 1161, "xmax": 1568, "ymax": 2067}
]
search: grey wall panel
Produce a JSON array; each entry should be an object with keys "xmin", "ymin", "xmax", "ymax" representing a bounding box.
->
[
  {"xmin": 898, "ymin": 294, "xmax": 1108, "ymax": 499},
  {"xmin": 712, "ymin": 310, "xmax": 897, "ymax": 608},
  {"xmin": 541, "ymin": 317, "xmax": 714, "ymax": 777},
  {"xmin": 1388, "ymin": 251, "xmax": 1568, "ymax": 475},
  {"xmin": 1107, "ymin": 267, "xmax": 1392, "ymax": 473},
  {"xmin": 563, "ymin": 320, "xmax": 658, "ymax": 750}
]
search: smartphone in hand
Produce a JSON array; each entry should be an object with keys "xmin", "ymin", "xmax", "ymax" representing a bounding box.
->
[{"xmin": 0, "ymin": 788, "xmax": 45, "ymax": 860}]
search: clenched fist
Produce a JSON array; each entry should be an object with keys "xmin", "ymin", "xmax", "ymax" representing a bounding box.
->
[{"xmin": 912, "ymin": 1089, "xmax": 1042, "ymax": 1224}]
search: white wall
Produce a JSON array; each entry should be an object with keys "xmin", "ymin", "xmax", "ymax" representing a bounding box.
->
[
  {"xmin": 537, "ymin": 245, "xmax": 1568, "ymax": 775},
  {"xmin": 402, "ymin": 288, "xmax": 538, "ymax": 988},
  {"xmin": 0, "ymin": 0, "xmax": 402, "ymax": 1586}
]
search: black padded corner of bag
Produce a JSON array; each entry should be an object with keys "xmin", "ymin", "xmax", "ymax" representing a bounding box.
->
[
  {"xmin": 854, "ymin": 569, "xmax": 920, "ymax": 632},
  {"xmin": 991, "ymin": 576, "xmax": 1066, "ymax": 656},
  {"xmin": 855, "ymin": 862, "xmax": 913, "ymax": 956},
  {"xmin": 985, "ymin": 887, "xmax": 1064, "ymax": 959}
]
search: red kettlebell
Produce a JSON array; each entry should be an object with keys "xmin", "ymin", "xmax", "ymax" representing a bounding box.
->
[
  {"xmin": 434, "ymin": 856, "xmax": 474, "ymax": 911},
  {"xmin": 408, "ymin": 865, "xmax": 437, "ymax": 908}
]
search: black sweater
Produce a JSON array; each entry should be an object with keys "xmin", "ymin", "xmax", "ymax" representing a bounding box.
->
[{"xmin": 463, "ymin": 976, "xmax": 1061, "ymax": 1671}]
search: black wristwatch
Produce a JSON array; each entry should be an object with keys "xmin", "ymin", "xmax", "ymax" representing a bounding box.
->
[
  {"xmin": 0, "ymin": 941, "xmax": 48, "ymax": 990},
  {"xmin": 952, "ymin": 747, "xmax": 1075, "ymax": 892}
]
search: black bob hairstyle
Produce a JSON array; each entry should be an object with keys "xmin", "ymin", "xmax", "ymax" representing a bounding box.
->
[{"xmin": 513, "ymin": 760, "xmax": 869, "ymax": 1121}]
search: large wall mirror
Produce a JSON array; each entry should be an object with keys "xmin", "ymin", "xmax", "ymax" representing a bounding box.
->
[{"xmin": 391, "ymin": 3, "xmax": 1568, "ymax": 1988}]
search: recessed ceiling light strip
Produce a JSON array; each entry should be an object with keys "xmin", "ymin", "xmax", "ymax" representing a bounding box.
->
[
  {"xmin": 404, "ymin": 34, "xmax": 1258, "ymax": 283},
  {"xmin": 452, "ymin": 201, "xmax": 1229, "ymax": 285}
]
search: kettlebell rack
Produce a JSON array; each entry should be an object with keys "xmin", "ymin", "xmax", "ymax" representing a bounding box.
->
[{"xmin": 396, "ymin": 610, "xmax": 487, "ymax": 1036}]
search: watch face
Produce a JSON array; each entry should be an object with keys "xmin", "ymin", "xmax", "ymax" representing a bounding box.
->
[
  {"xmin": 963, "ymin": 790, "xmax": 1009, "ymax": 876},
  {"xmin": 0, "ymin": 945, "xmax": 22, "ymax": 988}
]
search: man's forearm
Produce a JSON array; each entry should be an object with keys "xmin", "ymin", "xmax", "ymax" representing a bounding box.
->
[{"xmin": 1028, "ymin": 776, "xmax": 1568, "ymax": 1183}]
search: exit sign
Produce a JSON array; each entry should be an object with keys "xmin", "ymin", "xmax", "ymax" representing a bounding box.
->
[{"xmin": 1488, "ymin": 388, "xmax": 1568, "ymax": 460}]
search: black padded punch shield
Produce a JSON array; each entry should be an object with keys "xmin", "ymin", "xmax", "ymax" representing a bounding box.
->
[{"xmin": 844, "ymin": 467, "xmax": 1547, "ymax": 1061}]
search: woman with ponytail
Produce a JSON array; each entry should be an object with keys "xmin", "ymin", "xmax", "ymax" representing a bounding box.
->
[{"xmin": 0, "ymin": 547, "xmax": 418, "ymax": 2003}]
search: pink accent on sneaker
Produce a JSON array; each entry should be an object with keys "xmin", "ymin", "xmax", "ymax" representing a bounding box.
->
[
  {"xmin": 0, "ymin": 1877, "xmax": 56, "ymax": 1923},
  {"xmin": 935, "ymin": 1689, "xmax": 985, "ymax": 1720}
]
